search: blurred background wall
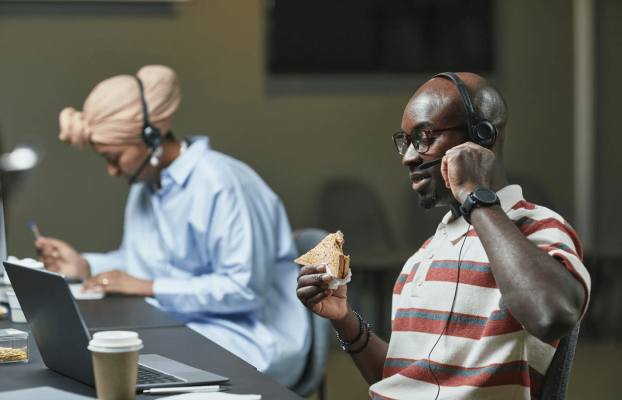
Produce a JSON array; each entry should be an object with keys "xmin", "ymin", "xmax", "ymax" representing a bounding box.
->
[
  {"xmin": 0, "ymin": 0, "xmax": 620, "ymax": 398},
  {"xmin": 0, "ymin": 0, "xmax": 583, "ymax": 258}
]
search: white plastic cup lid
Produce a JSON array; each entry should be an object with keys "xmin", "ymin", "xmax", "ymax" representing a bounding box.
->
[
  {"xmin": 4, "ymin": 257, "xmax": 45, "ymax": 285},
  {"xmin": 88, "ymin": 331, "xmax": 143, "ymax": 353},
  {"xmin": 10, "ymin": 257, "xmax": 44, "ymax": 269}
]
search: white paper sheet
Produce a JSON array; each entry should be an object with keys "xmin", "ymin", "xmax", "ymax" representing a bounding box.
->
[
  {"xmin": 69, "ymin": 283, "xmax": 105, "ymax": 300},
  {"xmin": 164, "ymin": 393, "xmax": 261, "ymax": 400},
  {"xmin": 0, "ymin": 386, "xmax": 95, "ymax": 400}
]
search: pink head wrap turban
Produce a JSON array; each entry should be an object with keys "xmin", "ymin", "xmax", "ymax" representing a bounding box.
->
[{"xmin": 59, "ymin": 65, "xmax": 181, "ymax": 147}]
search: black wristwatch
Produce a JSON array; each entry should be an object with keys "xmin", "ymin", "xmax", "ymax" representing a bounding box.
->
[{"xmin": 459, "ymin": 187, "xmax": 500, "ymax": 224}]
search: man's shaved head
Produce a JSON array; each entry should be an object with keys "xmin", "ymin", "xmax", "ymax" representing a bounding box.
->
[
  {"xmin": 406, "ymin": 72, "xmax": 508, "ymax": 153},
  {"xmin": 401, "ymin": 72, "xmax": 509, "ymax": 210}
]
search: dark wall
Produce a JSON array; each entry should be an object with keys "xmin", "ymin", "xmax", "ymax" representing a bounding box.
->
[{"xmin": 0, "ymin": 0, "xmax": 581, "ymax": 261}]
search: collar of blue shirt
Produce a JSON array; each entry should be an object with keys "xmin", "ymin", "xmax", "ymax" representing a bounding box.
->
[{"xmin": 155, "ymin": 136, "xmax": 211, "ymax": 191}]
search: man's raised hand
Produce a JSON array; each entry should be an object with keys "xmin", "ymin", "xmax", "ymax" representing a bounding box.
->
[{"xmin": 441, "ymin": 142, "xmax": 496, "ymax": 204}]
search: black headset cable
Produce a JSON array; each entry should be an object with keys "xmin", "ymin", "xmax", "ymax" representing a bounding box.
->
[{"xmin": 428, "ymin": 224, "xmax": 472, "ymax": 400}]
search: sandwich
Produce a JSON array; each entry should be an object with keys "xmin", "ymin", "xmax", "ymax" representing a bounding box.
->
[{"xmin": 295, "ymin": 230, "xmax": 351, "ymax": 279}]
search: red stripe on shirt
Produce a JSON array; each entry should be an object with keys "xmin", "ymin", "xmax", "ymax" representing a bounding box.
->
[
  {"xmin": 515, "ymin": 218, "xmax": 583, "ymax": 260},
  {"xmin": 369, "ymin": 390, "xmax": 399, "ymax": 400},
  {"xmin": 467, "ymin": 229, "xmax": 479, "ymax": 237},
  {"xmin": 384, "ymin": 357, "xmax": 545, "ymax": 393},
  {"xmin": 540, "ymin": 244, "xmax": 579, "ymax": 259},
  {"xmin": 529, "ymin": 366, "xmax": 545, "ymax": 398},
  {"xmin": 393, "ymin": 275, "xmax": 408, "ymax": 295},
  {"xmin": 550, "ymin": 252, "xmax": 590, "ymax": 317},
  {"xmin": 421, "ymin": 237, "xmax": 434, "ymax": 249},
  {"xmin": 405, "ymin": 265, "xmax": 420, "ymax": 284},
  {"xmin": 397, "ymin": 359, "xmax": 532, "ymax": 388},
  {"xmin": 392, "ymin": 308, "xmax": 522, "ymax": 339},
  {"xmin": 426, "ymin": 267, "xmax": 498, "ymax": 289},
  {"xmin": 512, "ymin": 200, "xmax": 537, "ymax": 210}
]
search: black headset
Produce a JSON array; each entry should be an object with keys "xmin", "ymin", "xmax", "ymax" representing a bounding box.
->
[
  {"xmin": 433, "ymin": 72, "xmax": 497, "ymax": 148},
  {"xmin": 127, "ymin": 77, "xmax": 162, "ymax": 184},
  {"xmin": 136, "ymin": 77, "xmax": 162, "ymax": 150}
]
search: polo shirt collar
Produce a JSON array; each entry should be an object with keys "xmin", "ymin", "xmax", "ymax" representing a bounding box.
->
[
  {"xmin": 443, "ymin": 184, "xmax": 525, "ymax": 242},
  {"xmin": 159, "ymin": 136, "xmax": 210, "ymax": 189}
]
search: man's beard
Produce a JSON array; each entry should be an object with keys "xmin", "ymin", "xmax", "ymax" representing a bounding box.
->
[{"xmin": 418, "ymin": 190, "xmax": 438, "ymax": 209}]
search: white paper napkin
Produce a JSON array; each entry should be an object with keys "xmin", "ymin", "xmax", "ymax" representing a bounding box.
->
[{"xmin": 323, "ymin": 262, "xmax": 352, "ymax": 290}]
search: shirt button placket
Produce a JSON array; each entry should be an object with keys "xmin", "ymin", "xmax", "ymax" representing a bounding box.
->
[{"xmin": 420, "ymin": 247, "xmax": 436, "ymax": 289}]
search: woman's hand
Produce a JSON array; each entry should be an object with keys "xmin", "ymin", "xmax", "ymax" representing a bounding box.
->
[
  {"xmin": 82, "ymin": 270, "xmax": 154, "ymax": 297},
  {"xmin": 35, "ymin": 237, "xmax": 91, "ymax": 279},
  {"xmin": 296, "ymin": 263, "xmax": 348, "ymax": 321}
]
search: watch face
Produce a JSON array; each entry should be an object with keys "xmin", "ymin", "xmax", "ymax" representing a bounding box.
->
[{"xmin": 474, "ymin": 187, "xmax": 497, "ymax": 203}]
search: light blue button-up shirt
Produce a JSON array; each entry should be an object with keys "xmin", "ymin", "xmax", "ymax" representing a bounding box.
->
[{"xmin": 83, "ymin": 136, "xmax": 310, "ymax": 387}]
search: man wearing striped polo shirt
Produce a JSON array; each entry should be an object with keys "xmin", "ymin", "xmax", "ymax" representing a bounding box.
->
[{"xmin": 296, "ymin": 72, "xmax": 590, "ymax": 399}]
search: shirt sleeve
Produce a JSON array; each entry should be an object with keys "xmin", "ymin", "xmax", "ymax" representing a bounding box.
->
[
  {"xmin": 152, "ymin": 183, "xmax": 275, "ymax": 315},
  {"xmin": 523, "ymin": 215, "xmax": 591, "ymax": 319},
  {"xmin": 82, "ymin": 248, "xmax": 127, "ymax": 276}
]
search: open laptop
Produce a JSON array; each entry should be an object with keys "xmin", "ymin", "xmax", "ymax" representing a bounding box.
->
[{"xmin": 4, "ymin": 262, "xmax": 229, "ymax": 391}]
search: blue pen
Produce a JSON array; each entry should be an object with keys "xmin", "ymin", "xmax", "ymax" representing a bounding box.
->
[
  {"xmin": 29, "ymin": 221, "xmax": 41, "ymax": 240},
  {"xmin": 29, "ymin": 220, "xmax": 45, "ymax": 257}
]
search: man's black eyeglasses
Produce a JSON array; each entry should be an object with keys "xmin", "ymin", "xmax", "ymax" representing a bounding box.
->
[{"xmin": 392, "ymin": 125, "xmax": 467, "ymax": 155}]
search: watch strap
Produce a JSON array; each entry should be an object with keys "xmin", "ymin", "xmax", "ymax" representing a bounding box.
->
[
  {"xmin": 460, "ymin": 187, "xmax": 500, "ymax": 224},
  {"xmin": 460, "ymin": 195, "xmax": 476, "ymax": 224}
]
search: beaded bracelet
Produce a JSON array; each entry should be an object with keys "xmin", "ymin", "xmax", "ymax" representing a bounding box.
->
[
  {"xmin": 336, "ymin": 311, "xmax": 372, "ymax": 355},
  {"xmin": 335, "ymin": 310, "xmax": 366, "ymax": 346},
  {"xmin": 341, "ymin": 321, "xmax": 371, "ymax": 355}
]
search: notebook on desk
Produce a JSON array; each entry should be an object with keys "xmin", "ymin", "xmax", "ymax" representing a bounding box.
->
[{"xmin": 3, "ymin": 262, "xmax": 229, "ymax": 391}]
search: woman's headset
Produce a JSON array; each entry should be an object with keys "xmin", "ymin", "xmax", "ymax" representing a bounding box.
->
[{"xmin": 127, "ymin": 77, "xmax": 162, "ymax": 184}]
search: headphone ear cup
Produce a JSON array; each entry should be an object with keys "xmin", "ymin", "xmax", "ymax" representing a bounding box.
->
[
  {"xmin": 479, "ymin": 137, "xmax": 494, "ymax": 148},
  {"xmin": 471, "ymin": 120, "xmax": 496, "ymax": 148},
  {"xmin": 142, "ymin": 125, "xmax": 162, "ymax": 149}
]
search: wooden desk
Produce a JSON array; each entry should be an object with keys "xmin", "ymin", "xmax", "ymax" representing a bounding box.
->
[{"xmin": 78, "ymin": 295, "xmax": 185, "ymax": 331}]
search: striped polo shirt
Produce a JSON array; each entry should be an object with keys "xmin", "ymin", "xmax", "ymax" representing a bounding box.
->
[{"xmin": 368, "ymin": 185, "xmax": 591, "ymax": 400}]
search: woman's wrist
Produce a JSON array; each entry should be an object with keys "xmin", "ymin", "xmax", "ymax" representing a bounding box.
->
[
  {"xmin": 77, "ymin": 256, "xmax": 91, "ymax": 279},
  {"xmin": 137, "ymin": 279, "xmax": 155, "ymax": 297}
]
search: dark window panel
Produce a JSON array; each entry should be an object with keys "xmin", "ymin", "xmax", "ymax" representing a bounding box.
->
[{"xmin": 268, "ymin": 0, "xmax": 495, "ymax": 75}]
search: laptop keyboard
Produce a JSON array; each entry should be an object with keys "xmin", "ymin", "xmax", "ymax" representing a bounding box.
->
[{"xmin": 137, "ymin": 364, "xmax": 185, "ymax": 385}]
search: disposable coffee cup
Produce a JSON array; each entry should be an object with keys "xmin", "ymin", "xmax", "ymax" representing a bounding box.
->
[{"xmin": 88, "ymin": 331, "xmax": 143, "ymax": 400}]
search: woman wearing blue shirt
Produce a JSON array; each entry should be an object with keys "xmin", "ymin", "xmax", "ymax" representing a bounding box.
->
[{"xmin": 36, "ymin": 65, "xmax": 309, "ymax": 387}]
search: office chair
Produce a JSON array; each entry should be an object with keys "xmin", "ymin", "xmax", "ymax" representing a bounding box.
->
[
  {"xmin": 540, "ymin": 324, "xmax": 581, "ymax": 400},
  {"xmin": 291, "ymin": 228, "xmax": 331, "ymax": 400},
  {"xmin": 316, "ymin": 179, "xmax": 395, "ymax": 255},
  {"xmin": 318, "ymin": 179, "xmax": 414, "ymax": 340}
]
